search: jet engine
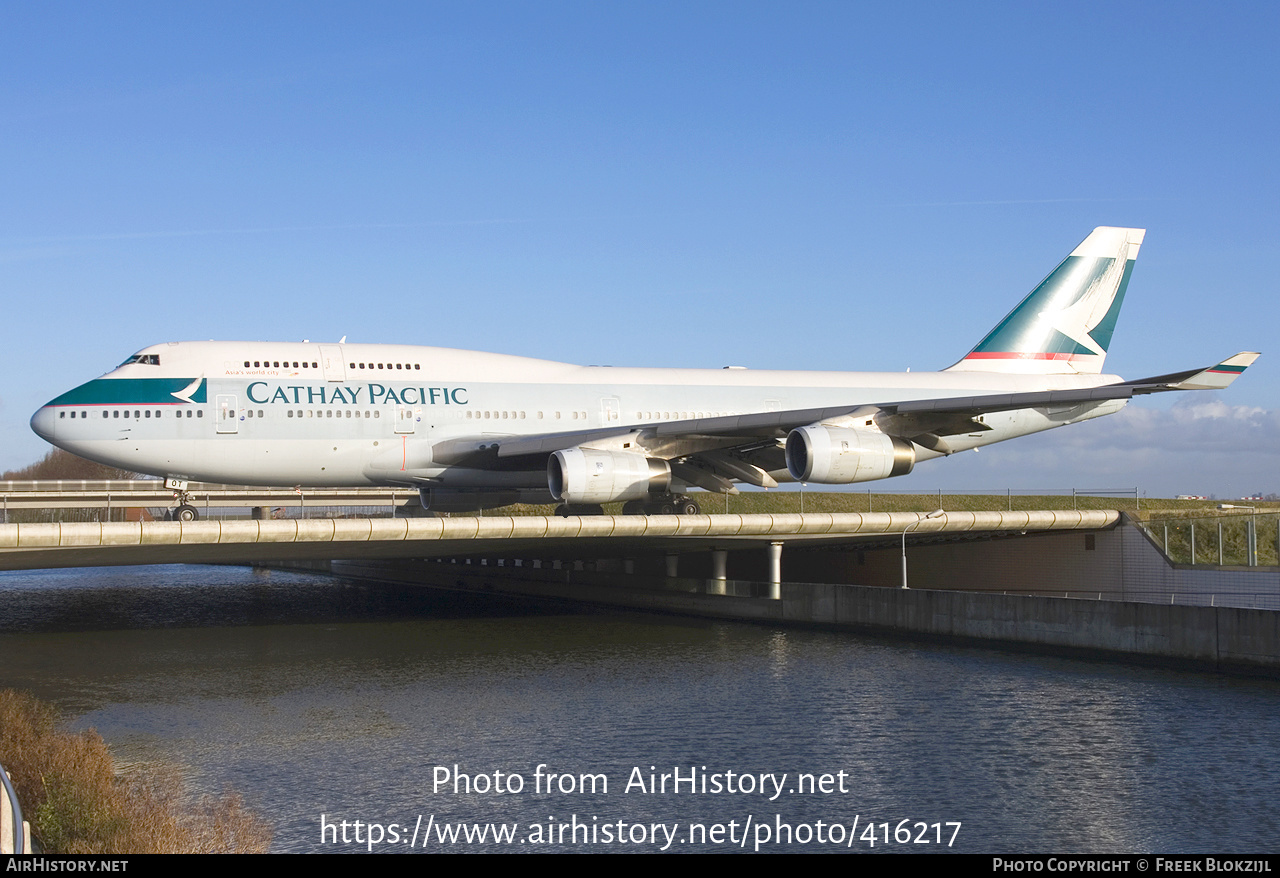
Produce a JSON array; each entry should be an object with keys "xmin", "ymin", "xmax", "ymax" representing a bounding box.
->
[
  {"xmin": 548, "ymin": 448, "xmax": 672, "ymax": 504},
  {"xmin": 785, "ymin": 425, "xmax": 915, "ymax": 484}
]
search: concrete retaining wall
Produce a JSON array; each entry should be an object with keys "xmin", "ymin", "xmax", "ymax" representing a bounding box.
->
[{"xmin": 337, "ymin": 558, "xmax": 1280, "ymax": 677}]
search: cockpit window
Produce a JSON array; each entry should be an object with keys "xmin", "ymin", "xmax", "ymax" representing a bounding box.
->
[{"xmin": 119, "ymin": 354, "xmax": 160, "ymax": 367}]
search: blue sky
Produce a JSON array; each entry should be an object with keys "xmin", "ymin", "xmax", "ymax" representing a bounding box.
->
[{"xmin": 2, "ymin": 1, "xmax": 1276, "ymax": 496}]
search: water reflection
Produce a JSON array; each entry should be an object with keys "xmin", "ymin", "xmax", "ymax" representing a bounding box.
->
[{"xmin": 1, "ymin": 565, "xmax": 1277, "ymax": 853}]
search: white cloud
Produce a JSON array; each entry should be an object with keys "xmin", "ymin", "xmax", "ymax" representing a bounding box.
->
[
  {"xmin": 896, "ymin": 396, "xmax": 1280, "ymax": 497},
  {"xmin": 1052, "ymin": 397, "xmax": 1280, "ymax": 455}
]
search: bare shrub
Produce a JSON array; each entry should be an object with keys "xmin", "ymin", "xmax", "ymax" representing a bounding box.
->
[{"xmin": 0, "ymin": 690, "xmax": 272, "ymax": 853}]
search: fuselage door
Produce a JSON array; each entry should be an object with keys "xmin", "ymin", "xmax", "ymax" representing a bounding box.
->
[
  {"xmin": 601, "ymin": 397, "xmax": 620, "ymax": 425},
  {"xmin": 319, "ymin": 345, "xmax": 346, "ymax": 382},
  {"xmin": 216, "ymin": 394, "xmax": 238, "ymax": 434},
  {"xmin": 395, "ymin": 406, "xmax": 416, "ymax": 434}
]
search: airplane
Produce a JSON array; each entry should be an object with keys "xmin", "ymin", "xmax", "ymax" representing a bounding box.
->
[{"xmin": 31, "ymin": 226, "xmax": 1258, "ymax": 521}]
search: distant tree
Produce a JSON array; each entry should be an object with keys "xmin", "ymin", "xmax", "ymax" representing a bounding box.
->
[{"xmin": 2, "ymin": 448, "xmax": 139, "ymax": 481}]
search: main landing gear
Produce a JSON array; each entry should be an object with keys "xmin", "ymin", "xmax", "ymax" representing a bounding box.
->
[
  {"xmin": 555, "ymin": 496, "xmax": 701, "ymax": 517},
  {"xmin": 621, "ymin": 494, "xmax": 701, "ymax": 516}
]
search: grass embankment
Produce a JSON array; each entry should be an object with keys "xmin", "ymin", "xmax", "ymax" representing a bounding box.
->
[
  {"xmin": 496, "ymin": 493, "xmax": 1280, "ymax": 567},
  {"xmin": 0, "ymin": 689, "xmax": 271, "ymax": 853},
  {"xmin": 499, "ymin": 491, "xmax": 1277, "ymax": 519}
]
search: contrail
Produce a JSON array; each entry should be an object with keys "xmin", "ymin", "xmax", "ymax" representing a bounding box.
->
[{"xmin": 13, "ymin": 219, "xmax": 535, "ymax": 244}]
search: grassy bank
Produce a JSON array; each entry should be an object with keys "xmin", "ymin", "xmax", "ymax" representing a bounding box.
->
[
  {"xmin": 499, "ymin": 491, "xmax": 1279, "ymax": 519},
  {"xmin": 0, "ymin": 689, "xmax": 271, "ymax": 853}
]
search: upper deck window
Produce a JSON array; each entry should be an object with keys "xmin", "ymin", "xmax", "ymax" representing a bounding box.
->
[{"xmin": 119, "ymin": 354, "xmax": 160, "ymax": 367}]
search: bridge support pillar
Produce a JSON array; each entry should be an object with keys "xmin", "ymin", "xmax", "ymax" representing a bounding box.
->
[
  {"xmin": 665, "ymin": 554, "xmax": 679, "ymax": 578},
  {"xmin": 767, "ymin": 542, "xmax": 783, "ymax": 600},
  {"xmin": 708, "ymin": 550, "xmax": 728, "ymax": 595}
]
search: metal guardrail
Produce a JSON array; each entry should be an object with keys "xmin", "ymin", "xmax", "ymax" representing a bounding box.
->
[
  {"xmin": 0, "ymin": 481, "xmax": 416, "ymax": 519},
  {"xmin": 0, "ymin": 762, "xmax": 28, "ymax": 855},
  {"xmin": 1140, "ymin": 513, "xmax": 1280, "ymax": 568},
  {"xmin": 1001, "ymin": 590, "xmax": 1280, "ymax": 610}
]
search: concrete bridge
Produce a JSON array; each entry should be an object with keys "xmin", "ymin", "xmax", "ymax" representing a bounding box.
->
[
  {"xmin": 6, "ymin": 508, "xmax": 1280, "ymax": 675},
  {"xmin": 0, "ymin": 509, "xmax": 1117, "ymax": 577}
]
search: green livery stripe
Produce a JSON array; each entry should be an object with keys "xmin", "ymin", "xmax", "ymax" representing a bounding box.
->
[
  {"xmin": 46, "ymin": 378, "xmax": 207, "ymax": 406},
  {"xmin": 1086, "ymin": 258, "xmax": 1135, "ymax": 352},
  {"xmin": 970, "ymin": 255, "xmax": 1130, "ymax": 356}
]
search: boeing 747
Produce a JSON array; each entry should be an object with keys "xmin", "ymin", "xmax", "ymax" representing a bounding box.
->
[{"xmin": 31, "ymin": 227, "xmax": 1257, "ymax": 519}]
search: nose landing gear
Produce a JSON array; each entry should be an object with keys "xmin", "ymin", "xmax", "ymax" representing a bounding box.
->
[{"xmin": 164, "ymin": 478, "xmax": 199, "ymax": 522}]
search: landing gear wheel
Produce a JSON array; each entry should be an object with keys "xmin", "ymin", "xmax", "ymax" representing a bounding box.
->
[
  {"xmin": 175, "ymin": 504, "xmax": 199, "ymax": 522},
  {"xmin": 678, "ymin": 499, "xmax": 701, "ymax": 516},
  {"xmin": 622, "ymin": 500, "xmax": 645, "ymax": 516}
]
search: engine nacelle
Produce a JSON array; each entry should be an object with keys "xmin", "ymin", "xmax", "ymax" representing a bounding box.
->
[
  {"xmin": 548, "ymin": 448, "xmax": 671, "ymax": 504},
  {"xmin": 785, "ymin": 425, "xmax": 915, "ymax": 484}
]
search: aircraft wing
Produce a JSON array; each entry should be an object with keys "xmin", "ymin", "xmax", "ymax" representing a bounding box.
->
[{"xmin": 491, "ymin": 351, "xmax": 1261, "ymax": 459}]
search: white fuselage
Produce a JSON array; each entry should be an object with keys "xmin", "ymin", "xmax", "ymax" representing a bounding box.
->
[{"xmin": 31, "ymin": 340, "xmax": 1125, "ymax": 489}]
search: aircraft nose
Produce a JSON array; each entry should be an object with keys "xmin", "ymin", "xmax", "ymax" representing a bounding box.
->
[{"xmin": 30, "ymin": 404, "xmax": 59, "ymax": 443}]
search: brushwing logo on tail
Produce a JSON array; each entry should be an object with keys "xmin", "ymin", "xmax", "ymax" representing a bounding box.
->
[{"xmin": 948, "ymin": 226, "xmax": 1145, "ymax": 375}]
